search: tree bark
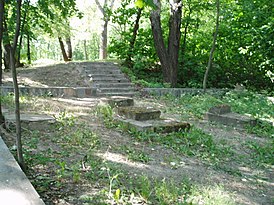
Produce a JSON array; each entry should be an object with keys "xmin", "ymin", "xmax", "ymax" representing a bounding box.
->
[
  {"xmin": 27, "ymin": 32, "xmax": 31, "ymax": 64},
  {"xmin": 83, "ymin": 40, "xmax": 88, "ymax": 60},
  {"xmin": 16, "ymin": 0, "xmax": 30, "ymax": 67},
  {"xmin": 4, "ymin": 44, "xmax": 11, "ymax": 70},
  {"xmin": 11, "ymin": 0, "xmax": 26, "ymax": 172},
  {"xmin": 66, "ymin": 37, "xmax": 72, "ymax": 60},
  {"xmin": 203, "ymin": 0, "xmax": 220, "ymax": 92},
  {"xmin": 167, "ymin": 0, "xmax": 182, "ymax": 86},
  {"xmin": 0, "ymin": 0, "xmax": 5, "ymax": 125},
  {"xmin": 58, "ymin": 37, "xmax": 69, "ymax": 62},
  {"xmin": 100, "ymin": 21, "xmax": 108, "ymax": 59},
  {"xmin": 125, "ymin": 8, "xmax": 143, "ymax": 67},
  {"xmin": 150, "ymin": 0, "xmax": 182, "ymax": 87},
  {"xmin": 180, "ymin": 4, "xmax": 192, "ymax": 69},
  {"xmin": 95, "ymin": 0, "xmax": 115, "ymax": 60}
]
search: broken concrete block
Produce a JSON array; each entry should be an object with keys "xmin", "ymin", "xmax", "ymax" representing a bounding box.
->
[
  {"xmin": 205, "ymin": 112, "xmax": 257, "ymax": 128},
  {"xmin": 118, "ymin": 106, "xmax": 161, "ymax": 121},
  {"xmin": 104, "ymin": 96, "xmax": 134, "ymax": 107},
  {"xmin": 114, "ymin": 117, "xmax": 190, "ymax": 133}
]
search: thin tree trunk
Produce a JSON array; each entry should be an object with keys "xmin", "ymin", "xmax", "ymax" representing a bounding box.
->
[
  {"xmin": 83, "ymin": 40, "xmax": 88, "ymax": 60},
  {"xmin": 11, "ymin": 0, "xmax": 26, "ymax": 172},
  {"xmin": 203, "ymin": 0, "xmax": 220, "ymax": 92},
  {"xmin": 125, "ymin": 8, "xmax": 143, "ymax": 67},
  {"xmin": 0, "ymin": 0, "xmax": 5, "ymax": 125},
  {"xmin": 180, "ymin": 4, "xmax": 192, "ymax": 69},
  {"xmin": 58, "ymin": 37, "xmax": 69, "ymax": 62},
  {"xmin": 4, "ymin": 44, "xmax": 11, "ymax": 70},
  {"xmin": 27, "ymin": 32, "xmax": 31, "ymax": 64},
  {"xmin": 16, "ymin": 0, "xmax": 29, "ymax": 67},
  {"xmin": 66, "ymin": 37, "xmax": 72, "ymax": 60},
  {"xmin": 95, "ymin": 0, "xmax": 115, "ymax": 60}
]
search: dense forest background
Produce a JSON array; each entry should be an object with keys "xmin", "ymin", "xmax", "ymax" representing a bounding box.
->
[{"xmin": 1, "ymin": 0, "xmax": 273, "ymax": 90}]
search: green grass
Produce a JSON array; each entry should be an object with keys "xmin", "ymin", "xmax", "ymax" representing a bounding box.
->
[{"xmin": 3, "ymin": 90, "xmax": 273, "ymax": 204}]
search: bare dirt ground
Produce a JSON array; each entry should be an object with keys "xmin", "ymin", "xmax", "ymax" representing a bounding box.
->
[
  {"xmin": 3, "ymin": 62, "xmax": 89, "ymax": 87},
  {"xmin": 1, "ymin": 62, "xmax": 273, "ymax": 205}
]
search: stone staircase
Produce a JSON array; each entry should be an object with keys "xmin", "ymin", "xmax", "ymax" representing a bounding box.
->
[{"xmin": 80, "ymin": 62, "xmax": 136, "ymax": 97}]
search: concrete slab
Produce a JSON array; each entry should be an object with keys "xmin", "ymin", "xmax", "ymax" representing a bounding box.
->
[
  {"xmin": 0, "ymin": 137, "xmax": 45, "ymax": 205},
  {"xmin": 205, "ymin": 112, "xmax": 257, "ymax": 128},
  {"xmin": 115, "ymin": 117, "xmax": 190, "ymax": 133},
  {"xmin": 102, "ymin": 96, "xmax": 134, "ymax": 107},
  {"xmin": 118, "ymin": 107, "xmax": 161, "ymax": 121},
  {"xmin": 4, "ymin": 114, "xmax": 55, "ymax": 122}
]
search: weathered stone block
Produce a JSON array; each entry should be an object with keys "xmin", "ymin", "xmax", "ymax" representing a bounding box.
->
[
  {"xmin": 205, "ymin": 112, "xmax": 257, "ymax": 128},
  {"xmin": 118, "ymin": 106, "xmax": 161, "ymax": 121},
  {"xmin": 209, "ymin": 104, "xmax": 231, "ymax": 115},
  {"xmin": 114, "ymin": 117, "xmax": 190, "ymax": 133},
  {"xmin": 105, "ymin": 96, "xmax": 134, "ymax": 107},
  {"xmin": 63, "ymin": 88, "xmax": 76, "ymax": 97}
]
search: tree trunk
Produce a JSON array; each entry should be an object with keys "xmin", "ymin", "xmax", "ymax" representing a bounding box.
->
[
  {"xmin": 83, "ymin": 40, "xmax": 88, "ymax": 60},
  {"xmin": 0, "ymin": 0, "xmax": 5, "ymax": 125},
  {"xmin": 100, "ymin": 21, "xmax": 108, "ymax": 59},
  {"xmin": 167, "ymin": 0, "xmax": 182, "ymax": 86},
  {"xmin": 203, "ymin": 0, "xmax": 220, "ymax": 92},
  {"xmin": 95, "ymin": 0, "xmax": 115, "ymax": 60},
  {"xmin": 27, "ymin": 32, "xmax": 31, "ymax": 64},
  {"xmin": 58, "ymin": 37, "xmax": 69, "ymax": 62},
  {"xmin": 180, "ymin": 4, "xmax": 192, "ymax": 69},
  {"xmin": 11, "ymin": 0, "xmax": 26, "ymax": 172},
  {"xmin": 150, "ymin": 0, "xmax": 182, "ymax": 87},
  {"xmin": 125, "ymin": 8, "xmax": 143, "ymax": 67},
  {"xmin": 4, "ymin": 44, "xmax": 11, "ymax": 70},
  {"xmin": 66, "ymin": 37, "xmax": 72, "ymax": 60},
  {"xmin": 16, "ymin": 0, "xmax": 29, "ymax": 67}
]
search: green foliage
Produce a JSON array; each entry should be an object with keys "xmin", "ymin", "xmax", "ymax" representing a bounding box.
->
[
  {"xmin": 95, "ymin": 104, "xmax": 115, "ymax": 128},
  {"xmin": 54, "ymin": 111, "xmax": 76, "ymax": 128},
  {"xmin": 122, "ymin": 146, "xmax": 150, "ymax": 163},
  {"xmin": 245, "ymin": 140, "xmax": 274, "ymax": 166},
  {"xmin": 109, "ymin": 0, "xmax": 157, "ymax": 68}
]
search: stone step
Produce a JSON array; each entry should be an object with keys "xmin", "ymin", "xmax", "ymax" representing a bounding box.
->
[
  {"xmin": 101, "ymin": 96, "xmax": 134, "ymax": 107},
  {"xmin": 84, "ymin": 68, "xmax": 122, "ymax": 74},
  {"xmin": 88, "ymin": 74, "xmax": 125, "ymax": 78},
  {"xmin": 98, "ymin": 87, "xmax": 135, "ymax": 93},
  {"xmin": 117, "ymin": 106, "xmax": 161, "ymax": 121},
  {"xmin": 92, "ymin": 79, "xmax": 130, "ymax": 83},
  {"xmin": 97, "ymin": 92, "xmax": 136, "ymax": 97},
  {"xmin": 205, "ymin": 112, "xmax": 257, "ymax": 128},
  {"xmin": 86, "ymin": 71, "xmax": 122, "ymax": 76},
  {"xmin": 115, "ymin": 117, "xmax": 191, "ymax": 133},
  {"xmin": 95, "ymin": 83, "xmax": 134, "ymax": 88},
  {"xmin": 80, "ymin": 62, "xmax": 119, "ymax": 68},
  {"xmin": 205, "ymin": 104, "xmax": 257, "ymax": 128},
  {"xmin": 90, "ymin": 76, "xmax": 128, "ymax": 81}
]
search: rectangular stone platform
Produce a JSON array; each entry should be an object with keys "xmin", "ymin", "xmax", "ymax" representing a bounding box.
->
[
  {"xmin": 102, "ymin": 96, "xmax": 134, "ymax": 107},
  {"xmin": 205, "ymin": 112, "xmax": 257, "ymax": 128},
  {"xmin": 115, "ymin": 117, "xmax": 190, "ymax": 133},
  {"xmin": 0, "ymin": 137, "xmax": 45, "ymax": 205},
  {"xmin": 118, "ymin": 107, "xmax": 161, "ymax": 121}
]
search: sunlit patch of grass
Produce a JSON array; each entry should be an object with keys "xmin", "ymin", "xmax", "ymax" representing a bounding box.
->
[
  {"xmin": 188, "ymin": 185, "xmax": 236, "ymax": 205},
  {"xmin": 161, "ymin": 93, "xmax": 223, "ymax": 119}
]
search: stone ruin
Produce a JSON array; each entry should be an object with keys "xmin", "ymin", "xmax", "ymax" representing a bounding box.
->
[
  {"xmin": 205, "ymin": 104, "xmax": 257, "ymax": 128},
  {"xmin": 102, "ymin": 96, "xmax": 190, "ymax": 133}
]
